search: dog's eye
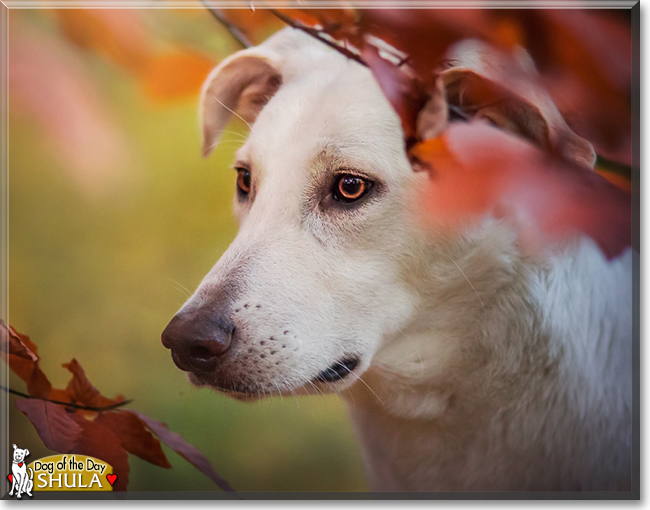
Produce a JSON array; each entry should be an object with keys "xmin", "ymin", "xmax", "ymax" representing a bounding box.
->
[
  {"xmin": 236, "ymin": 168, "xmax": 251, "ymax": 196},
  {"xmin": 333, "ymin": 174, "xmax": 372, "ymax": 203}
]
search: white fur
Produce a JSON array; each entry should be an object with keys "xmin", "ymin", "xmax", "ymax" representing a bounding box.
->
[{"xmin": 177, "ymin": 28, "xmax": 632, "ymax": 491}]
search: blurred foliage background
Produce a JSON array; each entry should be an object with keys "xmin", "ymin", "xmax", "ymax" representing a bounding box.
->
[{"xmin": 8, "ymin": 8, "xmax": 367, "ymax": 492}]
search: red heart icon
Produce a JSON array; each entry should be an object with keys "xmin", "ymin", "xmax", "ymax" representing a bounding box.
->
[
  {"xmin": 18, "ymin": 463, "xmax": 23, "ymax": 468},
  {"xmin": 7, "ymin": 474, "xmax": 12, "ymax": 484},
  {"xmin": 106, "ymin": 474, "xmax": 117, "ymax": 486}
]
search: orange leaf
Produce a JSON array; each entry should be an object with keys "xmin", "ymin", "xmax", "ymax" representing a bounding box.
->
[
  {"xmin": 140, "ymin": 51, "xmax": 216, "ymax": 102},
  {"xmin": 95, "ymin": 411, "xmax": 171, "ymax": 469},
  {"xmin": 52, "ymin": 9, "xmax": 151, "ymax": 72},
  {"xmin": 63, "ymin": 359, "xmax": 124, "ymax": 408}
]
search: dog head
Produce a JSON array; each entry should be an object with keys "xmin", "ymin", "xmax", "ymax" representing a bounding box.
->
[
  {"xmin": 162, "ymin": 29, "xmax": 594, "ymax": 399},
  {"xmin": 12, "ymin": 444, "xmax": 29, "ymax": 463}
]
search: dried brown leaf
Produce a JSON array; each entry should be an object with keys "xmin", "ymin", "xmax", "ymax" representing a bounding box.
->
[
  {"xmin": 132, "ymin": 411, "xmax": 235, "ymax": 492},
  {"xmin": 15, "ymin": 399, "xmax": 82, "ymax": 452},
  {"xmin": 63, "ymin": 358, "xmax": 124, "ymax": 408},
  {"xmin": 95, "ymin": 410, "xmax": 171, "ymax": 469},
  {"xmin": 69, "ymin": 415, "xmax": 130, "ymax": 491}
]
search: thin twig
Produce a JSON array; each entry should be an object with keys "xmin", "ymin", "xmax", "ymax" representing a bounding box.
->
[
  {"xmin": 448, "ymin": 104, "xmax": 472, "ymax": 121},
  {"xmin": 201, "ymin": 0, "xmax": 252, "ymax": 49},
  {"xmin": 1, "ymin": 386, "xmax": 132, "ymax": 412},
  {"xmin": 269, "ymin": 9, "xmax": 368, "ymax": 67}
]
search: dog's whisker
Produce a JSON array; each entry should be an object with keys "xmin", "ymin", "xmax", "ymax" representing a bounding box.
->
[
  {"xmin": 341, "ymin": 365, "xmax": 384, "ymax": 405},
  {"xmin": 345, "ymin": 386, "xmax": 356, "ymax": 410},
  {"xmin": 211, "ymin": 94, "xmax": 253, "ymax": 130},
  {"xmin": 216, "ymin": 129, "xmax": 248, "ymax": 140},
  {"xmin": 277, "ymin": 362, "xmax": 326, "ymax": 397},
  {"xmin": 165, "ymin": 277, "xmax": 193, "ymax": 298},
  {"xmin": 443, "ymin": 253, "xmax": 486, "ymax": 313},
  {"xmin": 272, "ymin": 380, "xmax": 285, "ymax": 402}
]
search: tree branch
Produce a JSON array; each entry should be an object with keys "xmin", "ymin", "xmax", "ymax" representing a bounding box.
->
[
  {"xmin": 269, "ymin": 9, "xmax": 368, "ymax": 68},
  {"xmin": 201, "ymin": 0, "xmax": 253, "ymax": 49},
  {"xmin": 2, "ymin": 386, "xmax": 132, "ymax": 412}
]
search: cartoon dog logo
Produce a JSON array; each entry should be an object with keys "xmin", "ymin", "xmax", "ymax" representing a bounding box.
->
[{"xmin": 8, "ymin": 444, "xmax": 33, "ymax": 498}]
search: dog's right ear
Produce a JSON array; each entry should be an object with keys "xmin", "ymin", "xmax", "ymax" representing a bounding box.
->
[
  {"xmin": 12, "ymin": 444, "xmax": 16, "ymax": 450},
  {"xmin": 200, "ymin": 52, "xmax": 282, "ymax": 157}
]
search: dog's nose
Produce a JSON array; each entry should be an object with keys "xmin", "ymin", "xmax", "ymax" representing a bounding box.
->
[{"xmin": 161, "ymin": 313, "xmax": 233, "ymax": 373}]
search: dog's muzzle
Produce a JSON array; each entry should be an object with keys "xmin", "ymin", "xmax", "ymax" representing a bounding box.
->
[{"xmin": 161, "ymin": 312, "xmax": 234, "ymax": 374}]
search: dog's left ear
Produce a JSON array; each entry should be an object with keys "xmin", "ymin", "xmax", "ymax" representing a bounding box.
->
[
  {"xmin": 200, "ymin": 51, "xmax": 282, "ymax": 157},
  {"xmin": 440, "ymin": 40, "xmax": 596, "ymax": 168}
]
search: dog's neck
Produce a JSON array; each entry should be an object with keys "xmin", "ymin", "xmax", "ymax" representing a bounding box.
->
[
  {"xmin": 345, "ymin": 218, "xmax": 540, "ymax": 419},
  {"xmin": 340, "ymin": 229, "xmax": 632, "ymax": 491}
]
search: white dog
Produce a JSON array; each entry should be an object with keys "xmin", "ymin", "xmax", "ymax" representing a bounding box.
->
[
  {"xmin": 162, "ymin": 28, "xmax": 632, "ymax": 492},
  {"xmin": 9, "ymin": 444, "xmax": 33, "ymax": 498}
]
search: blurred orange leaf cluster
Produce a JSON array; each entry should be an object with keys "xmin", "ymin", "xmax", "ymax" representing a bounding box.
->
[{"xmin": 52, "ymin": 9, "xmax": 216, "ymax": 102}]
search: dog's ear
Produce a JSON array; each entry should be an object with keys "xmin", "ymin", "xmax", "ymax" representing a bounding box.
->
[
  {"xmin": 12, "ymin": 444, "xmax": 16, "ymax": 450},
  {"xmin": 200, "ymin": 52, "xmax": 282, "ymax": 157},
  {"xmin": 441, "ymin": 40, "xmax": 596, "ymax": 168},
  {"xmin": 24, "ymin": 449, "xmax": 29, "ymax": 456}
]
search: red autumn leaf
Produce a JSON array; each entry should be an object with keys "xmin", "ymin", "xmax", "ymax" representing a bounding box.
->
[
  {"xmin": 94, "ymin": 410, "xmax": 171, "ymax": 469},
  {"xmin": 15, "ymin": 399, "xmax": 82, "ymax": 452},
  {"xmin": 508, "ymin": 9, "xmax": 632, "ymax": 163},
  {"xmin": 1, "ymin": 321, "xmax": 38, "ymax": 361},
  {"xmin": 411, "ymin": 122, "xmax": 631, "ymax": 260},
  {"xmin": 68, "ymin": 415, "xmax": 130, "ymax": 491},
  {"xmin": 357, "ymin": 9, "xmax": 494, "ymax": 80},
  {"xmin": 278, "ymin": 6, "xmax": 360, "ymax": 41},
  {"xmin": 439, "ymin": 39, "xmax": 597, "ymax": 168},
  {"xmin": 278, "ymin": 8, "xmax": 632, "ymax": 164},
  {"xmin": 595, "ymin": 167, "xmax": 632, "ymax": 193},
  {"xmin": 132, "ymin": 411, "xmax": 234, "ymax": 492},
  {"xmin": 1, "ymin": 322, "xmax": 52, "ymax": 399},
  {"xmin": 360, "ymin": 43, "xmax": 427, "ymax": 140},
  {"xmin": 62, "ymin": 358, "xmax": 124, "ymax": 408}
]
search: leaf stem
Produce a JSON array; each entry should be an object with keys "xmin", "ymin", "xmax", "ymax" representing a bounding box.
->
[{"xmin": 1, "ymin": 386, "xmax": 132, "ymax": 412}]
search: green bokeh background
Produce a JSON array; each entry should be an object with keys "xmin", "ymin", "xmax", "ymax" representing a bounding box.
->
[{"xmin": 8, "ymin": 9, "xmax": 367, "ymax": 492}]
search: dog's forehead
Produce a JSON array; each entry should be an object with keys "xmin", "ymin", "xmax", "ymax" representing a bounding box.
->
[{"xmin": 238, "ymin": 60, "xmax": 407, "ymax": 182}]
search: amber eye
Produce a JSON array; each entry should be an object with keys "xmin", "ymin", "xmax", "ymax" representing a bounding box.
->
[
  {"xmin": 236, "ymin": 168, "xmax": 251, "ymax": 196},
  {"xmin": 333, "ymin": 175, "xmax": 372, "ymax": 203}
]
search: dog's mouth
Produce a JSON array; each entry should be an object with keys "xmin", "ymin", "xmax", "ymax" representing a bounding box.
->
[
  {"xmin": 187, "ymin": 356, "xmax": 361, "ymax": 398},
  {"xmin": 314, "ymin": 357, "xmax": 359, "ymax": 383}
]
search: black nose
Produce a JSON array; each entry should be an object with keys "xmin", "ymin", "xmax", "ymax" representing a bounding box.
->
[{"xmin": 161, "ymin": 312, "xmax": 233, "ymax": 373}]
